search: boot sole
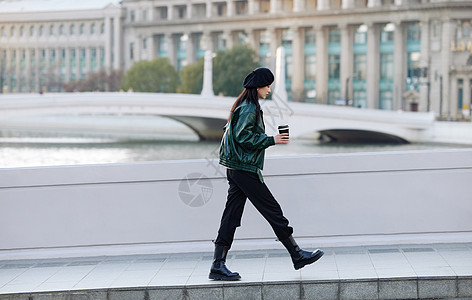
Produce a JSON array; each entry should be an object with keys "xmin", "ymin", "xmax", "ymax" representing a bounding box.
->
[
  {"xmin": 209, "ymin": 272, "xmax": 241, "ymax": 281},
  {"xmin": 294, "ymin": 250, "xmax": 324, "ymax": 270}
]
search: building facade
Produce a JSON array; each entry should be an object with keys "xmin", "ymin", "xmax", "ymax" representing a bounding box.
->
[
  {"xmin": 0, "ymin": 1, "xmax": 123, "ymax": 93},
  {"xmin": 1, "ymin": 0, "xmax": 472, "ymax": 118}
]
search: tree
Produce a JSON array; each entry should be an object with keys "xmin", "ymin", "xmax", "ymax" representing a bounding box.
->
[
  {"xmin": 178, "ymin": 57, "xmax": 204, "ymax": 94},
  {"xmin": 213, "ymin": 44, "xmax": 259, "ymax": 97},
  {"xmin": 121, "ymin": 58, "xmax": 178, "ymax": 93},
  {"xmin": 62, "ymin": 68, "xmax": 123, "ymax": 92}
]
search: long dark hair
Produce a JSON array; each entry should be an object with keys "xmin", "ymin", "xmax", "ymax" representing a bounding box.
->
[{"xmin": 227, "ymin": 88, "xmax": 261, "ymax": 123}]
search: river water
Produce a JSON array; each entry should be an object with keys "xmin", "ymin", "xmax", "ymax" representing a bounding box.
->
[{"xmin": 1, "ymin": 128, "xmax": 470, "ymax": 169}]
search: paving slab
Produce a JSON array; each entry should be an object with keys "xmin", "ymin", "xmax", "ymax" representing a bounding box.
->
[{"xmin": 0, "ymin": 243, "xmax": 471, "ymax": 300}]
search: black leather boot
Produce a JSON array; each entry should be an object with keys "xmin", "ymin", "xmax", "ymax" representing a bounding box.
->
[
  {"xmin": 280, "ymin": 236, "xmax": 324, "ymax": 270},
  {"xmin": 209, "ymin": 245, "xmax": 241, "ymax": 281}
]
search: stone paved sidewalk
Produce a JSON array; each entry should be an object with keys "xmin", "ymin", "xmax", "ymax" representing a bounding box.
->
[{"xmin": 0, "ymin": 243, "xmax": 471, "ymax": 299}]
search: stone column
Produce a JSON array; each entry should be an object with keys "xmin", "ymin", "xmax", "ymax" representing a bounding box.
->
[
  {"xmin": 147, "ymin": 35, "xmax": 156, "ymax": 60},
  {"xmin": 342, "ymin": 0, "xmax": 356, "ymax": 9},
  {"xmin": 367, "ymin": 0, "xmax": 382, "ymax": 7},
  {"xmin": 340, "ymin": 24, "xmax": 353, "ymax": 104},
  {"xmin": 270, "ymin": 0, "xmax": 278, "ymax": 13},
  {"xmin": 293, "ymin": 0, "xmax": 305, "ymax": 12},
  {"xmin": 269, "ymin": 27, "xmax": 278, "ymax": 71},
  {"xmin": 419, "ymin": 19, "xmax": 430, "ymax": 112},
  {"xmin": 85, "ymin": 48, "xmax": 91, "ymax": 75},
  {"xmin": 317, "ymin": 0, "xmax": 330, "ymax": 10},
  {"xmin": 224, "ymin": 30, "xmax": 234, "ymax": 50},
  {"xmin": 168, "ymin": 4, "xmax": 174, "ymax": 20},
  {"xmin": 248, "ymin": 0, "xmax": 256, "ymax": 14},
  {"xmin": 366, "ymin": 22, "xmax": 380, "ymax": 109},
  {"xmin": 247, "ymin": 29, "xmax": 258, "ymax": 55},
  {"xmin": 291, "ymin": 26, "xmax": 304, "ymax": 101},
  {"xmin": 104, "ymin": 17, "xmax": 112, "ymax": 70},
  {"xmin": 113, "ymin": 16, "xmax": 122, "ymax": 70},
  {"xmin": 187, "ymin": 3, "xmax": 193, "ymax": 19},
  {"xmin": 65, "ymin": 47, "xmax": 70, "ymax": 87},
  {"xmin": 186, "ymin": 32, "xmax": 195, "ymax": 65},
  {"xmin": 440, "ymin": 19, "xmax": 454, "ymax": 117},
  {"xmin": 165, "ymin": 33, "xmax": 177, "ymax": 68},
  {"xmin": 206, "ymin": 1, "xmax": 212, "ymax": 17},
  {"xmin": 316, "ymin": 26, "xmax": 328, "ymax": 104},
  {"xmin": 227, "ymin": 0, "xmax": 234, "ymax": 16},
  {"xmin": 25, "ymin": 49, "xmax": 31, "ymax": 92},
  {"xmin": 393, "ymin": 21, "xmax": 405, "ymax": 110}
]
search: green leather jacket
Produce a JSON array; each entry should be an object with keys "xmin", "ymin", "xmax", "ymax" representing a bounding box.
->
[{"xmin": 219, "ymin": 100, "xmax": 275, "ymax": 179}]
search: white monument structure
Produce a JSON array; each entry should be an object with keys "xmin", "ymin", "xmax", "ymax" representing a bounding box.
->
[{"xmin": 200, "ymin": 50, "xmax": 215, "ymax": 97}]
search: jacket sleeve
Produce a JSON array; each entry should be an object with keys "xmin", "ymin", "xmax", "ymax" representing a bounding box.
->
[{"xmin": 232, "ymin": 110, "xmax": 275, "ymax": 150}]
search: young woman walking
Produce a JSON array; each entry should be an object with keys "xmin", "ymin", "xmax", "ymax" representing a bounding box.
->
[{"xmin": 209, "ymin": 67, "xmax": 324, "ymax": 281}]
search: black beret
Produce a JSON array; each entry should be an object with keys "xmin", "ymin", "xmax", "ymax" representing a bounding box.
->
[{"xmin": 243, "ymin": 67, "xmax": 274, "ymax": 88}]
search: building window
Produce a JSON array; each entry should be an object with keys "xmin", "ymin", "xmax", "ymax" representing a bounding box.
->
[
  {"xmin": 458, "ymin": 79, "xmax": 464, "ymax": 111},
  {"xmin": 91, "ymin": 24, "xmax": 96, "ymax": 35},
  {"xmin": 143, "ymin": 38, "xmax": 147, "ymax": 50},
  {"xmin": 177, "ymin": 6, "xmax": 186, "ymax": 19},
  {"xmin": 157, "ymin": 35, "xmax": 167, "ymax": 57},
  {"xmin": 1, "ymin": 26, "xmax": 5, "ymax": 37},
  {"xmin": 155, "ymin": 6, "xmax": 168, "ymax": 20},
  {"xmin": 258, "ymin": 30, "xmax": 270, "ymax": 66},
  {"xmin": 235, "ymin": 0, "xmax": 248, "ymax": 15},
  {"xmin": 130, "ymin": 43, "xmax": 134, "ymax": 60},
  {"xmin": 80, "ymin": 24, "xmax": 85, "ymax": 35},
  {"xmin": 216, "ymin": 3, "xmax": 227, "ymax": 16},
  {"xmin": 50, "ymin": 25, "xmax": 55, "ymax": 36},
  {"xmin": 281, "ymin": 28, "xmax": 293, "ymax": 97},
  {"xmin": 59, "ymin": 25, "xmax": 65, "ymax": 35},
  {"xmin": 142, "ymin": 10, "xmax": 148, "ymax": 22},
  {"xmin": 39, "ymin": 25, "xmax": 44, "ymax": 36},
  {"xmin": 130, "ymin": 10, "xmax": 135, "ymax": 22},
  {"xmin": 432, "ymin": 20, "xmax": 441, "ymax": 38},
  {"xmin": 328, "ymin": 27, "xmax": 341, "ymax": 105},
  {"xmin": 236, "ymin": 31, "xmax": 248, "ymax": 45},
  {"xmin": 100, "ymin": 23, "xmax": 105, "ymax": 34},
  {"xmin": 458, "ymin": 20, "xmax": 472, "ymax": 39},
  {"xmin": 10, "ymin": 26, "xmax": 16, "ymax": 37},
  {"xmin": 260, "ymin": 0, "xmax": 270, "ymax": 12},
  {"xmin": 29, "ymin": 26, "xmax": 35, "ymax": 37},
  {"xmin": 70, "ymin": 24, "xmax": 76, "ymax": 35}
]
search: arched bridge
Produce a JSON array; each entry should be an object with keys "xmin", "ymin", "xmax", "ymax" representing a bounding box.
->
[{"xmin": 0, "ymin": 92, "xmax": 435, "ymax": 143}]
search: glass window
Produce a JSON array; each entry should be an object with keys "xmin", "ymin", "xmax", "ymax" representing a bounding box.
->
[
  {"xmin": 328, "ymin": 55, "xmax": 340, "ymax": 79},
  {"xmin": 59, "ymin": 25, "xmax": 65, "ymax": 35},
  {"xmin": 130, "ymin": 10, "xmax": 135, "ymax": 22},
  {"xmin": 354, "ymin": 54, "xmax": 366, "ymax": 80},
  {"xmin": 101, "ymin": 23, "xmax": 105, "ymax": 34},
  {"xmin": 70, "ymin": 24, "xmax": 76, "ymax": 35},
  {"xmin": 20, "ymin": 26, "xmax": 25, "ymax": 37},
  {"xmin": 328, "ymin": 28, "xmax": 340, "ymax": 43},
  {"xmin": 380, "ymin": 53, "xmax": 393, "ymax": 79},
  {"xmin": 39, "ymin": 25, "xmax": 44, "ymax": 36},
  {"xmin": 50, "ymin": 25, "xmax": 55, "ymax": 36},
  {"xmin": 130, "ymin": 43, "xmax": 134, "ymax": 60},
  {"xmin": 305, "ymin": 28, "xmax": 316, "ymax": 45},
  {"xmin": 407, "ymin": 22, "xmax": 421, "ymax": 42},
  {"xmin": 10, "ymin": 26, "xmax": 16, "ymax": 37},
  {"xmin": 80, "ymin": 24, "xmax": 85, "ymax": 35},
  {"xmin": 381, "ymin": 23, "xmax": 395, "ymax": 42},
  {"xmin": 91, "ymin": 24, "xmax": 96, "ymax": 35}
]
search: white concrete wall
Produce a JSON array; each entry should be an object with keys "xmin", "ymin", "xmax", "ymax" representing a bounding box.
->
[{"xmin": 1, "ymin": 149, "xmax": 471, "ymax": 260}]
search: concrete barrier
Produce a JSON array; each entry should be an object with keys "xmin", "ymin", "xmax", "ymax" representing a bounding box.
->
[{"xmin": 1, "ymin": 149, "xmax": 471, "ymax": 260}]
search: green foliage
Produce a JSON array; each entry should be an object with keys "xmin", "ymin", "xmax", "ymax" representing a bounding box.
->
[
  {"xmin": 178, "ymin": 57, "xmax": 204, "ymax": 94},
  {"xmin": 213, "ymin": 44, "xmax": 259, "ymax": 97},
  {"xmin": 121, "ymin": 58, "xmax": 178, "ymax": 93}
]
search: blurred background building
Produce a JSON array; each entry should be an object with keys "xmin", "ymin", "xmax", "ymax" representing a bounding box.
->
[{"xmin": 1, "ymin": 0, "xmax": 472, "ymax": 118}]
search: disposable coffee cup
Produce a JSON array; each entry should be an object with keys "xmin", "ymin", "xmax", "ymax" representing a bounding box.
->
[{"xmin": 278, "ymin": 125, "xmax": 289, "ymax": 136}]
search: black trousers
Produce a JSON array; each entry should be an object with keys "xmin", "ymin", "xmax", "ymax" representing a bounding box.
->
[{"xmin": 214, "ymin": 169, "xmax": 293, "ymax": 248}]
